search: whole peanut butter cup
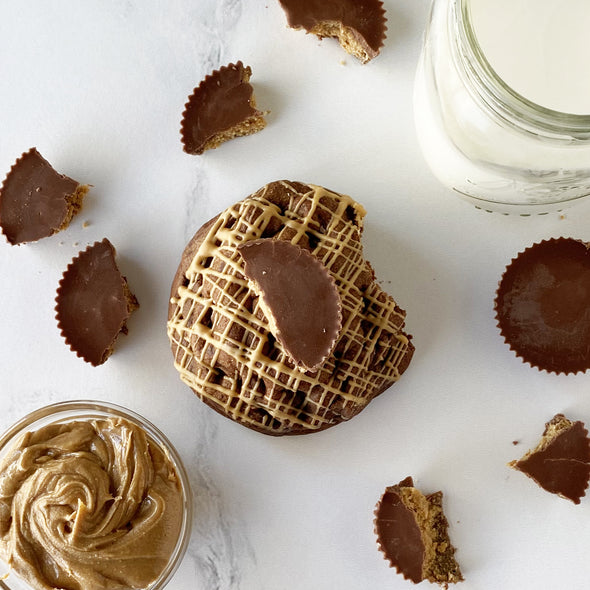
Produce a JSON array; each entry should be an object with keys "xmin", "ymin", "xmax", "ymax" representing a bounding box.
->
[
  {"xmin": 55, "ymin": 239, "xmax": 139, "ymax": 366},
  {"xmin": 0, "ymin": 148, "xmax": 88, "ymax": 245},
  {"xmin": 495, "ymin": 238, "xmax": 590, "ymax": 374},
  {"xmin": 277, "ymin": 0, "xmax": 387, "ymax": 63},
  {"xmin": 180, "ymin": 62, "xmax": 267, "ymax": 155}
]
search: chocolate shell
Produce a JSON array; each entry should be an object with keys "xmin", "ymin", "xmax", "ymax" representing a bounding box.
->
[
  {"xmin": 495, "ymin": 238, "xmax": 590, "ymax": 374},
  {"xmin": 238, "ymin": 239, "xmax": 342, "ymax": 372},
  {"xmin": 0, "ymin": 148, "xmax": 88, "ymax": 245},
  {"xmin": 180, "ymin": 62, "xmax": 267, "ymax": 155},
  {"xmin": 374, "ymin": 477, "xmax": 463, "ymax": 587},
  {"xmin": 509, "ymin": 414, "xmax": 590, "ymax": 504},
  {"xmin": 277, "ymin": 0, "xmax": 387, "ymax": 63},
  {"xmin": 55, "ymin": 239, "xmax": 139, "ymax": 366}
]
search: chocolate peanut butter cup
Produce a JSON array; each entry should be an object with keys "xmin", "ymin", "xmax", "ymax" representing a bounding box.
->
[
  {"xmin": 374, "ymin": 477, "xmax": 463, "ymax": 587},
  {"xmin": 238, "ymin": 239, "xmax": 342, "ymax": 372},
  {"xmin": 495, "ymin": 238, "xmax": 590, "ymax": 374},
  {"xmin": 509, "ymin": 414, "xmax": 590, "ymax": 504},
  {"xmin": 277, "ymin": 0, "xmax": 387, "ymax": 63},
  {"xmin": 0, "ymin": 148, "xmax": 89, "ymax": 245},
  {"xmin": 180, "ymin": 62, "xmax": 267, "ymax": 155},
  {"xmin": 55, "ymin": 239, "xmax": 139, "ymax": 366}
]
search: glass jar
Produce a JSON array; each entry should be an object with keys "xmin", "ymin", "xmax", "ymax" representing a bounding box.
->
[
  {"xmin": 414, "ymin": 0, "xmax": 590, "ymax": 215},
  {"xmin": 0, "ymin": 401, "xmax": 192, "ymax": 590}
]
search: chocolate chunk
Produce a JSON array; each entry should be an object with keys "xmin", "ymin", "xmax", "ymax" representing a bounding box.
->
[
  {"xmin": 180, "ymin": 62, "xmax": 267, "ymax": 155},
  {"xmin": 509, "ymin": 414, "xmax": 590, "ymax": 504},
  {"xmin": 0, "ymin": 148, "xmax": 88, "ymax": 245},
  {"xmin": 495, "ymin": 238, "xmax": 590, "ymax": 374},
  {"xmin": 374, "ymin": 477, "xmax": 463, "ymax": 587},
  {"xmin": 55, "ymin": 239, "xmax": 139, "ymax": 366},
  {"xmin": 277, "ymin": 0, "xmax": 387, "ymax": 63},
  {"xmin": 238, "ymin": 238, "xmax": 342, "ymax": 372}
]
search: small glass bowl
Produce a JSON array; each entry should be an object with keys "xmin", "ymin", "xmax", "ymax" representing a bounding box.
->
[{"xmin": 0, "ymin": 400, "xmax": 192, "ymax": 590}]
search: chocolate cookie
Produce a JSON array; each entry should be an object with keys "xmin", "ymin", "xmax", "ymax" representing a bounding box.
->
[{"xmin": 167, "ymin": 180, "xmax": 413, "ymax": 436}]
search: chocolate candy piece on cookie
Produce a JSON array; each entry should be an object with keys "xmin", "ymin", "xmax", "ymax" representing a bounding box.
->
[
  {"xmin": 238, "ymin": 238, "xmax": 342, "ymax": 372},
  {"xmin": 167, "ymin": 180, "xmax": 413, "ymax": 436}
]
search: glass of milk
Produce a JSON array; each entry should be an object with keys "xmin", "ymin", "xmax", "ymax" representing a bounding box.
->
[{"xmin": 414, "ymin": 0, "xmax": 590, "ymax": 214}]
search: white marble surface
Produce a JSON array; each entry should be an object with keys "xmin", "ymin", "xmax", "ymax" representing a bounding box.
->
[{"xmin": 2, "ymin": 1, "xmax": 590, "ymax": 589}]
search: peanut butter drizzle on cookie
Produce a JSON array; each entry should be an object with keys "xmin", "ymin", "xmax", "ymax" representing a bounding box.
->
[{"xmin": 167, "ymin": 181, "xmax": 412, "ymax": 435}]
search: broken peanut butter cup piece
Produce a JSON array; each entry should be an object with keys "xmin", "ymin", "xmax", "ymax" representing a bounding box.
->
[
  {"xmin": 374, "ymin": 477, "xmax": 463, "ymax": 587},
  {"xmin": 509, "ymin": 414, "xmax": 590, "ymax": 504},
  {"xmin": 238, "ymin": 238, "xmax": 342, "ymax": 372},
  {"xmin": 495, "ymin": 238, "xmax": 590, "ymax": 374},
  {"xmin": 0, "ymin": 147, "xmax": 89, "ymax": 245},
  {"xmin": 277, "ymin": 0, "xmax": 387, "ymax": 63},
  {"xmin": 55, "ymin": 239, "xmax": 139, "ymax": 366},
  {"xmin": 180, "ymin": 61, "xmax": 267, "ymax": 155}
]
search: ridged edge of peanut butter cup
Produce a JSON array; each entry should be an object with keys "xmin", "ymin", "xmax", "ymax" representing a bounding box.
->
[
  {"xmin": 55, "ymin": 238, "xmax": 139, "ymax": 366},
  {"xmin": 180, "ymin": 61, "xmax": 267, "ymax": 155},
  {"xmin": 494, "ymin": 237, "xmax": 590, "ymax": 374}
]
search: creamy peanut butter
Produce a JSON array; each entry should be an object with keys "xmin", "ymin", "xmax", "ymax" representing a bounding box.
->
[{"xmin": 0, "ymin": 416, "xmax": 184, "ymax": 590}]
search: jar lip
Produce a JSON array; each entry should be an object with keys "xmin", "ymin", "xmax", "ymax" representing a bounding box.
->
[
  {"xmin": 455, "ymin": 0, "xmax": 590, "ymax": 139},
  {"xmin": 0, "ymin": 400, "xmax": 193, "ymax": 590}
]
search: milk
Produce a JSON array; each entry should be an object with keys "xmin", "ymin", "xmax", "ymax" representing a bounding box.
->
[
  {"xmin": 469, "ymin": 0, "xmax": 590, "ymax": 115},
  {"xmin": 413, "ymin": 0, "xmax": 590, "ymax": 213}
]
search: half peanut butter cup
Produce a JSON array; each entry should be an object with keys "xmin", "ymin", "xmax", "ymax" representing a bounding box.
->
[
  {"xmin": 277, "ymin": 0, "xmax": 387, "ymax": 63},
  {"xmin": 509, "ymin": 414, "xmax": 590, "ymax": 504},
  {"xmin": 180, "ymin": 61, "xmax": 267, "ymax": 155},
  {"xmin": 238, "ymin": 238, "xmax": 342, "ymax": 372},
  {"xmin": 0, "ymin": 148, "xmax": 88, "ymax": 245},
  {"xmin": 374, "ymin": 477, "xmax": 463, "ymax": 587},
  {"xmin": 55, "ymin": 239, "xmax": 139, "ymax": 366}
]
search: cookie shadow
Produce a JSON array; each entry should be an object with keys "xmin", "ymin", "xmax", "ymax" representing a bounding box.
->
[{"xmin": 361, "ymin": 220, "xmax": 444, "ymax": 361}]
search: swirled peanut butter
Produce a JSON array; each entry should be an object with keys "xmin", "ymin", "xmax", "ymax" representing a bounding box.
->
[{"xmin": 0, "ymin": 417, "xmax": 184, "ymax": 590}]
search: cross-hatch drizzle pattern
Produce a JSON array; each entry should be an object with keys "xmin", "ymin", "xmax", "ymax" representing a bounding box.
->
[{"xmin": 167, "ymin": 181, "xmax": 413, "ymax": 435}]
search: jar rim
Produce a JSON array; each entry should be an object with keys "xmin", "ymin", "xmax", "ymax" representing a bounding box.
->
[{"xmin": 455, "ymin": 0, "xmax": 590, "ymax": 139}]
